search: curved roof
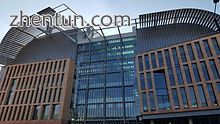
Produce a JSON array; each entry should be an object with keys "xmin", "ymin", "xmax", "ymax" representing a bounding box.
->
[
  {"xmin": 0, "ymin": 8, "xmax": 220, "ymax": 65},
  {"xmin": 137, "ymin": 8, "xmax": 220, "ymax": 31},
  {"xmin": 0, "ymin": 26, "xmax": 44, "ymax": 65}
]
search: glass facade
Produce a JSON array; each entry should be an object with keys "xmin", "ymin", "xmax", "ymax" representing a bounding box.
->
[{"xmin": 75, "ymin": 37, "xmax": 136, "ymax": 122}]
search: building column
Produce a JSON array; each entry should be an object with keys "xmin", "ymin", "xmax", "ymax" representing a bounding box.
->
[
  {"xmin": 189, "ymin": 118, "xmax": 193, "ymax": 124},
  {"xmin": 150, "ymin": 120, "xmax": 154, "ymax": 124}
]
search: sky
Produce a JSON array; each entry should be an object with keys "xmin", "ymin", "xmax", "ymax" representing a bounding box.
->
[{"xmin": 0, "ymin": 0, "xmax": 220, "ymax": 41}]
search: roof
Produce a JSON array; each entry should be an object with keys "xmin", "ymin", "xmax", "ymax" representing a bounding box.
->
[
  {"xmin": 137, "ymin": 8, "xmax": 220, "ymax": 31},
  {"xmin": 0, "ymin": 8, "xmax": 220, "ymax": 65}
]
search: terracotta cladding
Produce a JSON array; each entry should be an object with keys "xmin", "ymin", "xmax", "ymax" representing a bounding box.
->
[
  {"xmin": 136, "ymin": 33, "xmax": 220, "ymax": 115},
  {"xmin": 0, "ymin": 59, "xmax": 75, "ymax": 124}
]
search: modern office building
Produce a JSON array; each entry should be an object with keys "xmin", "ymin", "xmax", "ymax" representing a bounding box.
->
[{"xmin": 0, "ymin": 4, "xmax": 220, "ymax": 124}]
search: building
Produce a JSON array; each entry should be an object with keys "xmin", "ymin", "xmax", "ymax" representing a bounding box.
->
[{"xmin": 0, "ymin": 4, "xmax": 219, "ymax": 124}]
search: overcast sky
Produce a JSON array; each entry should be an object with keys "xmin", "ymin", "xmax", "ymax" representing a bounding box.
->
[{"xmin": 0, "ymin": 0, "xmax": 219, "ymax": 41}]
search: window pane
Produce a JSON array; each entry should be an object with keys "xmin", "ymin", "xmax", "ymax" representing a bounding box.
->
[
  {"xmin": 106, "ymin": 88, "xmax": 123, "ymax": 102},
  {"xmin": 203, "ymin": 40, "xmax": 212, "ymax": 57},
  {"xmin": 87, "ymin": 104, "xmax": 103, "ymax": 118},
  {"xmin": 209, "ymin": 60, "xmax": 220, "ymax": 79},
  {"xmin": 90, "ymin": 74, "xmax": 104, "ymax": 88},
  {"xmin": 211, "ymin": 37, "xmax": 220, "ymax": 55},
  {"xmin": 140, "ymin": 73, "xmax": 146, "ymax": 90},
  {"xmin": 51, "ymin": 104, "xmax": 61, "ymax": 119},
  {"xmin": 179, "ymin": 46, "xmax": 187, "ymax": 62},
  {"xmin": 187, "ymin": 44, "xmax": 195, "ymax": 61},
  {"xmin": 180, "ymin": 88, "xmax": 188, "ymax": 108},
  {"xmin": 149, "ymin": 92, "xmax": 156, "ymax": 111},
  {"xmin": 154, "ymin": 70, "xmax": 170, "ymax": 110},
  {"xmin": 200, "ymin": 61, "xmax": 210, "ymax": 81},
  {"xmin": 32, "ymin": 105, "xmax": 40, "ymax": 120},
  {"xmin": 168, "ymin": 68, "xmax": 176, "ymax": 86},
  {"xmin": 77, "ymin": 90, "xmax": 86, "ymax": 104},
  {"xmin": 207, "ymin": 84, "xmax": 217, "ymax": 105},
  {"xmin": 142, "ymin": 92, "xmax": 148, "ymax": 112},
  {"xmin": 154, "ymin": 70, "xmax": 168, "ymax": 89},
  {"xmin": 88, "ymin": 89, "xmax": 104, "ymax": 103},
  {"xmin": 125, "ymin": 102, "xmax": 135, "ymax": 118},
  {"xmin": 106, "ymin": 73, "xmax": 122, "ymax": 87},
  {"xmin": 217, "ymin": 82, "xmax": 220, "ymax": 93},
  {"xmin": 176, "ymin": 66, "xmax": 183, "ymax": 85},
  {"xmin": 172, "ymin": 89, "xmax": 180, "ymax": 109},
  {"xmin": 184, "ymin": 65, "xmax": 192, "ymax": 83},
  {"xmin": 151, "ymin": 53, "xmax": 157, "ymax": 68},
  {"xmin": 172, "ymin": 48, "xmax": 179, "ymax": 66},
  {"xmin": 197, "ymin": 85, "xmax": 207, "ymax": 107},
  {"xmin": 147, "ymin": 72, "xmax": 153, "ymax": 89},
  {"xmin": 145, "ymin": 55, "xmax": 150, "ymax": 70},
  {"xmin": 192, "ymin": 63, "xmax": 201, "ymax": 82},
  {"xmin": 195, "ymin": 42, "xmax": 203, "ymax": 59},
  {"xmin": 106, "ymin": 103, "xmax": 123, "ymax": 118},
  {"xmin": 42, "ymin": 105, "xmax": 50, "ymax": 120},
  {"xmin": 165, "ymin": 50, "xmax": 172, "ymax": 68},
  {"xmin": 125, "ymin": 87, "xmax": 134, "ymax": 102},
  {"xmin": 158, "ymin": 51, "xmax": 164, "ymax": 67},
  {"xmin": 189, "ymin": 87, "xmax": 198, "ymax": 107},
  {"xmin": 138, "ymin": 56, "xmax": 143, "ymax": 71}
]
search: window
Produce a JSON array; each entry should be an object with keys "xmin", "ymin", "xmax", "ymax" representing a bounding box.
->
[
  {"xmin": 87, "ymin": 104, "xmax": 103, "ymax": 118},
  {"xmin": 106, "ymin": 73, "xmax": 122, "ymax": 87},
  {"xmin": 90, "ymin": 74, "xmax": 104, "ymax": 88},
  {"xmin": 125, "ymin": 87, "xmax": 134, "ymax": 102},
  {"xmin": 209, "ymin": 60, "xmax": 220, "ymax": 79},
  {"xmin": 184, "ymin": 65, "xmax": 192, "ymax": 83},
  {"xmin": 151, "ymin": 53, "xmax": 157, "ymax": 68},
  {"xmin": 180, "ymin": 88, "xmax": 188, "ymax": 108},
  {"xmin": 154, "ymin": 70, "xmax": 170, "ymax": 110},
  {"xmin": 200, "ymin": 61, "xmax": 210, "ymax": 81},
  {"xmin": 142, "ymin": 92, "xmax": 148, "ymax": 112},
  {"xmin": 77, "ymin": 90, "xmax": 86, "ymax": 104},
  {"xmin": 149, "ymin": 92, "xmax": 156, "ymax": 111},
  {"xmin": 179, "ymin": 46, "xmax": 187, "ymax": 62},
  {"xmin": 172, "ymin": 89, "xmax": 180, "ymax": 109},
  {"xmin": 211, "ymin": 37, "xmax": 220, "ymax": 55},
  {"xmin": 124, "ymin": 71, "xmax": 135, "ymax": 86},
  {"xmin": 198, "ymin": 85, "xmax": 207, "ymax": 107},
  {"xmin": 140, "ymin": 73, "xmax": 146, "ymax": 90},
  {"xmin": 192, "ymin": 63, "xmax": 201, "ymax": 82},
  {"xmin": 158, "ymin": 51, "xmax": 164, "ymax": 67},
  {"xmin": 144, "ymin": 55, "xmax": 150, "ymax": 70},
  {"xmin": 203, "ymin": 40, "xmax": 212, "ymax": 57},
  {"xmin": 195, "ymin": 42, "xmax": 204, "ymax": 59},
  {"xmin": 51, "ymin": 104, "xmax": 61, "ymax": 119},
  {"xmin": 138, "ymin": 56, "xmax": 143, "ymax": 71},
  {"xmin": 78, "ymin": 78, "xmax": 88, "ymax": 89},
  {"xmin": 146, "ymin": 72, "xmax": 153, "ymax": 89},
  {"xmin": 187, "ymin": 44, "xmax": 195, "ymax": 61},
  {"xmin": 125, "ymin": 103, "xmax": 135, "ymax": 118},
  {"xmin": 176, "ymin": 66, "xmax": 183, "ymax": 85},
  {"xmin": 106, "ymin": 103, "xmax": 123, "ymax": 118},
  {"xmin": 168, "ymin": 68, "xmax": 175, "ymax": 86},
  {"xmin": 165, "ymin": 50, "xmax": 172, "ymax": 67},
  {"xmin": 172, "ymin": 48, "xmax": 179, "ymax": 65},
  {"xmin": 42, "ymin": 105, "xmax": 50, "ymax": 120},
  {"xmin": 189, "ymin": 87, "xmax": 198, "ymax": 107},
  {"xmin": 207, "ymin": 83, "xmax": 217, "ymax": 105},
  {"xmin": 217, "ymin": 82, "xmax": 220, "ymax": 93},
  {"xmin": 88, "ymin": 89, "xmax": 104, "ymax": 103},
  {"xmin": 5, "ymin": 79, "xmax": 17, "ymax": 104},
  {"xmin": 106, "ymin": 88, "xmax": 123, "ymax": 102},
  {"xmin": 32, "ymin": 106, "xmax": 40, "ymax": 120}
]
